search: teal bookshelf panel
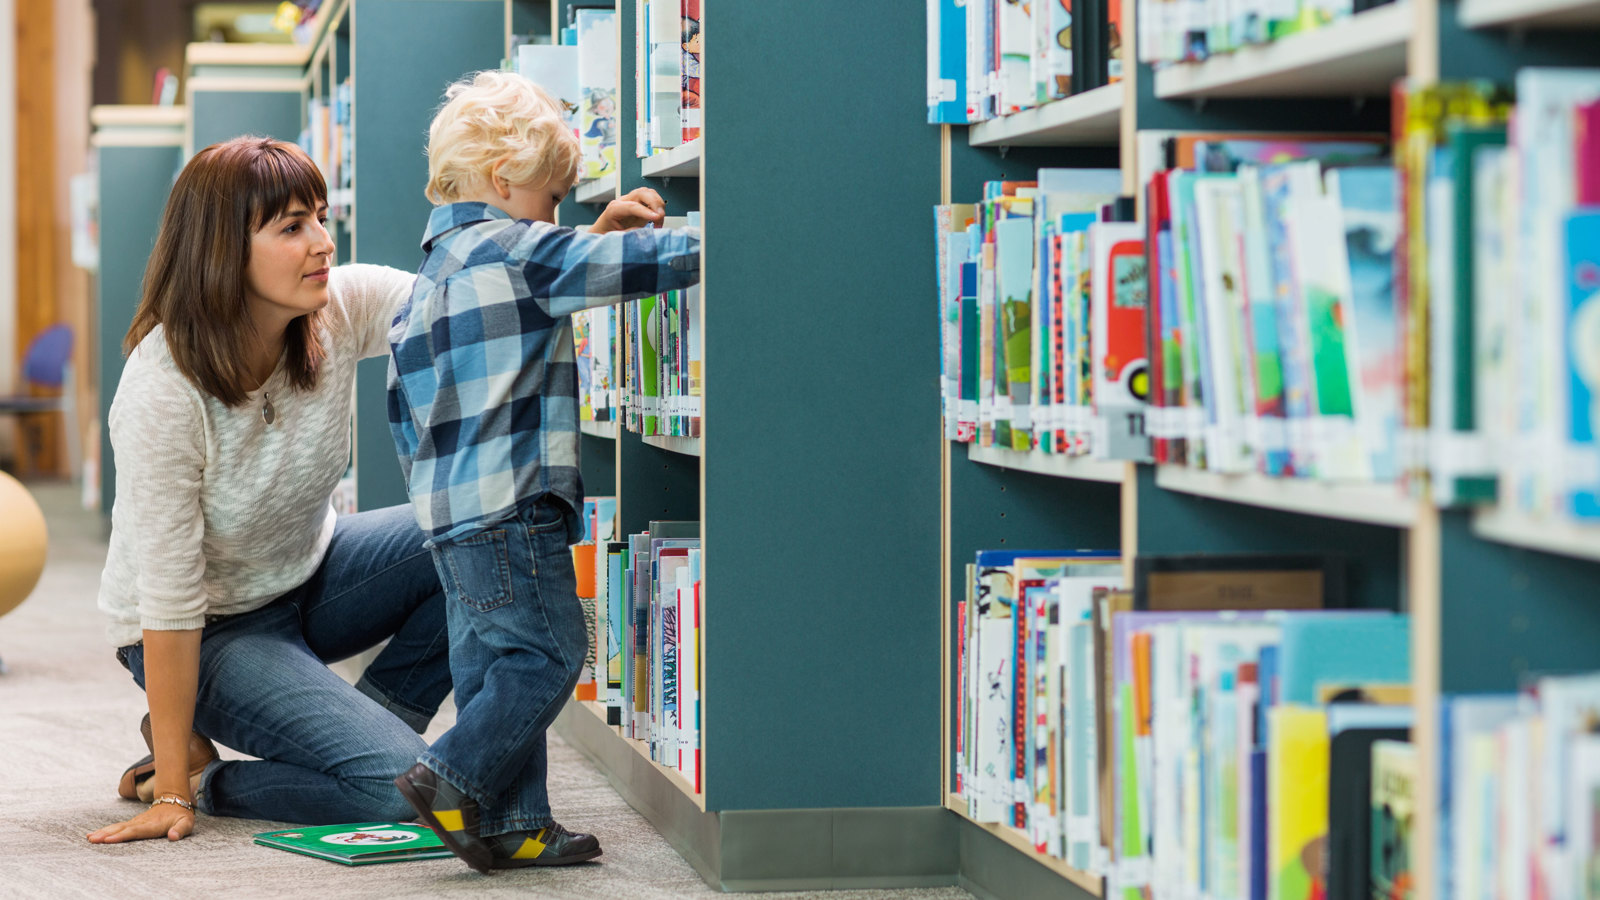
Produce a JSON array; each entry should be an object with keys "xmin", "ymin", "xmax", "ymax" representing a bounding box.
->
[
  {"xmin": 1437, "ymin": 0, "xmax": 1599, "ymax": 81},
  {"xmin": 190, "ymin": 89, "xmax": 303, "ymax": 153},
  {"xmin": 580, "ymin": 432, "xmax": 616, "ymax": 497},
  {"xmin": 701, "ymin": 3, "xmax": 942, "ymax": 812},
  {"xmin": 1134, "ymin": 465, "xmax": 1403, "ymax": 608},
  {"xmin": 97, "ymin": 144, "xmax": 184, "ymax": 516},
  {"xmin": 349, "ymin": 0, "xmax": 502, "ymax": 510},
  {"xmin": 615, "ymin": 430, "xmax": 698, "ymax": 536},
  {"xmin": 1438, "ymin": 510, "xmax": 1600, "ymax": 693}
]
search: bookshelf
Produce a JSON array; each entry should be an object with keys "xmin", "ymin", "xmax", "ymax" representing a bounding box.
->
[
  {"xmin": 639, "ymin": 137, "xmax": 701, "ymax": 178},
  {"xmin": 1153, "ymin": 466, "xmax": 1421, "ymax": 528},
  {"xmin": 640, "ymin": 434, "xmax": 700, "ymax": 457},
  {"xmin": 968, "ymin": 84, "xmax": 1124, "ymax": 148},
  {"xmin": 1457, "ymin": 0, "xmax": 1600, "ymax": 28},
  {"xmin": 966, "ymin": 444, "xmax": 1127, "ymax": 484},
  {"xmin": 573, "ymin": 173, "xmax": 620, "ymax": 205},
  {"xmin": 90, "ymin": 106, "xmax": 187, "ymax": 516},
  {"xmin": 1151, "ymin": 2, "xmax": 1413, "ymax": 99},
  {"xmin": 1471, "ymin": 507, "xmax": 1600, "ymax": 563},
  {"xmin": 579, "ymin": 419, "xmax": 619, "ymax": 440}
]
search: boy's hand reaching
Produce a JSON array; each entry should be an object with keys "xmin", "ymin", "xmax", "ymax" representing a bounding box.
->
[{"xmin": 590, "ymin": 188, "xmax": 666, "ymax": 234}]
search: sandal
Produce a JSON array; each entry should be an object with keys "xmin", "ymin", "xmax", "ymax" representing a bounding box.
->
[{"xmin": 116, "ymin": 714, "xmax": 220, "ymax": 801}]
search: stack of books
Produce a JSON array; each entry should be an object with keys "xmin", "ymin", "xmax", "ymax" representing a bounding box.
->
[
  {"xmin": 1136, "ymin": 0, "xmax": 1396, "ymax": 68},
  {"xmin": 620, "ymin": 213, "xmax": 702, "ymax": 439},
  {"xmin": 636, "ymin": 0, "xmax": 699, "ymax": 156}
]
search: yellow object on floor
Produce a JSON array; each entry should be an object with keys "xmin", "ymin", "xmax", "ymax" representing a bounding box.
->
[{"xmin": 0, "ymin": 471, "xmax": 47, "ymax": 619}]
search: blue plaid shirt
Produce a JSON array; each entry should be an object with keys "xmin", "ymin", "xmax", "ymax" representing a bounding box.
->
[{"xmin": 388, "ymin": 202, "xmax": 700, "ymax": 541}]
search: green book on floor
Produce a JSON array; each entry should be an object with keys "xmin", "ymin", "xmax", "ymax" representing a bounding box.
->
[{"xmin": 253, "ymin": 823, "xmax": 453, "ymax": 865}]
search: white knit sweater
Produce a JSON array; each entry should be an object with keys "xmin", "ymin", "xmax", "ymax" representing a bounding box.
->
[{"xmin": 98, "ymin": 264, "xmax": 414, "ymax": 647}]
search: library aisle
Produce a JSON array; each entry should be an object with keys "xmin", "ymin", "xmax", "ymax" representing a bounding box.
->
[{"xmin": 0, "ymin": 483, "xmax": 969, "ymax": 900}]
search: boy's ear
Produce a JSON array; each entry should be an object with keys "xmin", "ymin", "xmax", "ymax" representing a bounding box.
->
[{"xmin": 489, "ymin": 164, "xmax": 513, "ymax": 200}]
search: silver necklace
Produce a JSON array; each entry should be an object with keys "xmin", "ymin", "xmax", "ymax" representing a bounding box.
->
[{"xmin": 262, "ymin": 390, "xmax": 276, "ymax": 425}]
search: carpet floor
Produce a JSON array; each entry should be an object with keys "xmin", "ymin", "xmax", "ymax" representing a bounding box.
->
[{"xmin": 0, "ymin": 482, "xmax": 970, "ymax": 900}]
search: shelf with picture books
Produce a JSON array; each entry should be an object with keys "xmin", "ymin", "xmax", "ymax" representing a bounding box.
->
[
  {"xmin": 967, "ymin": 84, "xmax": 1126, "ymax": 149},
  {"xmin": 926, "ymin": 2, "xmax": 1600, "ymax": 898}
]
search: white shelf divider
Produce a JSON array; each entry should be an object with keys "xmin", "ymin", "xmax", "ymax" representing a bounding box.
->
[
  {"xmin": 1154, "ymin": 466, "xmax": 1420, "ymax": 528},
  {"xmin": 968, "ymin": 84, "xmax": 1123, "ymax": 147},
  {"xmin": 574, "ymin": 174, "xmax": 619, "ymax": 205},
  {"xmin": 1472, "ymin": 507, "xmax": 1600, "ymax": 563},
  {"xmin": 641, "ymin": 433, "xmax": 701, "ymax": 457},
  {"xmin": 579, "ymin": 419, "xmax": 619, "ymax": 440},
  {"xmin": 1459, "ymin": 0, "xmax": 1600, "ymax": 27},
  {"xmin": 1153, "ymin": 1, "xmax": 1412, "ymax": 99},
  {"xmin": 640, "ymin": 138, "xmax": 702, "ymax": 179},
  {"xmin": 966, "ymin": 443, "xmax": 1126, "ymax": 484}
]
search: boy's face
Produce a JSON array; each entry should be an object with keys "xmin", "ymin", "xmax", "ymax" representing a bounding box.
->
[{"xmin": 499, "ymin": 172, "xmax": 571, "ymax": 225}]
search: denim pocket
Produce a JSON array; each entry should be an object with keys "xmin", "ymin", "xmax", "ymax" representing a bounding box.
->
[{"xmin": 436, "ymin": 529, "xmax": 515, "ymax": 612}]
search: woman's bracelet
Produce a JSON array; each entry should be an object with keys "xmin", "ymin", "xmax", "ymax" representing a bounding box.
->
[{"xmin": 150, "ymin": 794, "xmax": 195, "ymax": 813}]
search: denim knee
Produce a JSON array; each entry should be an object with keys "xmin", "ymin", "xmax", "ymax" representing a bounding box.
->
[{"xmin": 343, "ymin": 745, "xmax": 424, "ymax": 821}]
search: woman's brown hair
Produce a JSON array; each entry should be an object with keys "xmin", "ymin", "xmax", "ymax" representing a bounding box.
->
[{"xmin": 125, "ymin": 136, "xmax": 329, "ymax": 407}]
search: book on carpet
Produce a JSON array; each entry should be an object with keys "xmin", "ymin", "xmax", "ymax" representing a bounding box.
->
[{"xmin": 253, "ymin": 823, "xmax": 452, "ymax": 866}]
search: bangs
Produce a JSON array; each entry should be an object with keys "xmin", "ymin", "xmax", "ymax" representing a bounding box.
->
[{"xmin": 246, "ymin": 142, "xmax": 328, "ymax": 230}]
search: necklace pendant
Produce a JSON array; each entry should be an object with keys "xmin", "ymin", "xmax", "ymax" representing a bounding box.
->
[{"xmin": 262, "ymin": 391, "xmax": 276, "ymax": 425}]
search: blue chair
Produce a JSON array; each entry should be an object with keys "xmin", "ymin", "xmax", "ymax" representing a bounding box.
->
[{"xmin": 0, "ymin": 324, "xmax": 76, "ymax": 477}]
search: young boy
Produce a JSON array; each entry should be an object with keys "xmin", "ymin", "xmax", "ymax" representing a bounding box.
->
[{"xmin": 387, "ymin": 70, "xmax": 700, "ymax": 872}]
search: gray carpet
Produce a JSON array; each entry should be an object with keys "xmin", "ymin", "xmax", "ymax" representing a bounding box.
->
[{"xmin": 0, "ymin": 482, "xmax": 970, "ymax": 899}]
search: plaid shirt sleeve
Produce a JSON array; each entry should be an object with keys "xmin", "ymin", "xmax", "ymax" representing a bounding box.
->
[{"xmin": 512, "ymin": 222, "xmax": 701, "ymax": 318}]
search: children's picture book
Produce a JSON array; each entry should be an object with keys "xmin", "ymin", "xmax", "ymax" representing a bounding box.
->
[{"xmin": 253, "ymin": 823, "xmax": 453, "ymax": 866}]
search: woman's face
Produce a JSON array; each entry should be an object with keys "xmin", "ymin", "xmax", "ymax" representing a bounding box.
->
[{"xmin": 245, "ymin": 199, "xmax": 334, "ymax": 325}]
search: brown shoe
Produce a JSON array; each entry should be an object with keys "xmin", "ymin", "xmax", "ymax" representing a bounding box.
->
[{"xmin": 116, "ymin": 714, "xmax": 219, "ymax": 801}]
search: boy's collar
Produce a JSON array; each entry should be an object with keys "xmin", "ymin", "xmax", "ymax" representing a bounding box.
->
[{"xmin": 420, "ymin": 202, "xmax": 514, "ymax": 251}]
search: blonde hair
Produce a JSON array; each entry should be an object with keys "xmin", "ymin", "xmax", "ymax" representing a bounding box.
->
[{"xmin": 425, "ymin": 70, "xmax": 581, "ymax": 205}]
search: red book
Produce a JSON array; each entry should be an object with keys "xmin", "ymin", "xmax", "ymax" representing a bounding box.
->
[{"xmin": 1578, "ymin": 100, "xmax": 1600, "ymax": 206}]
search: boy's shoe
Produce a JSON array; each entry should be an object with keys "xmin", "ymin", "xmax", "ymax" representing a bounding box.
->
[
  {"xmin": 394, "ymin": 762, "xmax": 492, "ymax": 873},
  {"xmin": 483, "ymin": 822, "xmax": 602, "ymax": 868}
]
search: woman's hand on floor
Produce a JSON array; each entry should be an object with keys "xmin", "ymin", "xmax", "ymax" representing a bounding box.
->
[{"xmin": 87, "ymin": 803, "xmax": 194, "ymax": 843}]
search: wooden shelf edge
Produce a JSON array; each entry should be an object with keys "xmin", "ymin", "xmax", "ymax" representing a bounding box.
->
[
  {"xmin": 947, "ymin": 802, "xmax": 1105, "ymax": 896},
  {"xmin": 640, "ymin": 433, "xmax": 702, "ymax": 457},
  {"xmin": 573, "ymin": 700, "xmax": 705, "ymax": 810},
  {"xmin": 1152, "ymin": 1, "xmax": 1412, "ymax": 99},
  {"xmin": 1154, "ymin": 465, "xmax": 1419, "ymax": 528},
  {"xmin": 1458, "ymin": 0, "xmax": 1600, "ymax": 27},
  {"xmin": 641, "ymin": 138, "xmax": 703, "ymax": 179},
  {"xmin": 185, "ymin": 42, "xmax": 312, "ymax": 68},
  {"xmin": 90, "ymin": 105, "xmax": 187, "ymax": 128},
  {"xmin": 966, "ymin": 443, "xmax": 1128, "ymax": 484},
  {"xmin": 580, "ymin": 419, "xmax": 619, "ymax": 440},
  {"xmin": 1471, "ymin": 506, "xmax": 1600, "ymax": 563},
  {"xmin": 968, "ymin": 84, "xmax": 1124, "ymax": 147}
]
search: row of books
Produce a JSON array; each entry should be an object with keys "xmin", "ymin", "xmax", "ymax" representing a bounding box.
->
[
  {"xmin": 619, "ymin": 214, "xmax": 702, "ymax": 438},
  {"xmin": 1399, "ymin": 73, "xmax": 1600, "ymax": 518},
  {"xmin": 1136, "ymin": 0, "xmax": 1394, "ymax": 68},
  {"xmin": 955, "ymin": 550, "xmax": 1122, "ymax": 869},
  {"xmin": 1141, "ymin": 135, "xmax": 1398, "ymax": 481},
  {"xmin": 934, "ymin": 170, "xmax": 1152, "ymax": 461},
  {"xmin": 1440, "ymin": 674, "xmax": 1600, "ymax": 900},
  {"xmin": 927, "ymin": 0, "xmax": 1126, "ymax": 126},
  {"xmin": 575, "ymin": 305, "xmax": 619, "ymax": 424},
  {"xmin": 300, "ymin": 78, "xmax": 351, "ymax": 218},
  {"xmin": 1110, "ymin": 608, "xmax": 1411, "ymax": 900},
  {"xmin": 515, "ymin": 7, "xmax": 619, "ymax": 183},
  {"xmin": 573, "ymin": 512, "xmax": 703, "ymax": 792},
  {"xmin": 572, "ymin": 494, "xmax": 619, "ymax": 703},
  {"xmin": 953, "ymin": 549, "xmax": 1417, "ymax": 900},
  {"xmin": 636, "ymin": 0, "xmax": 700, "ymax": 156}
]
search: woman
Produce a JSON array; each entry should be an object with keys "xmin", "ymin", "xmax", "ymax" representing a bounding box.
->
[{"xmin": 87, "ymin": 136, "xmax": 451, "ymax": 844}]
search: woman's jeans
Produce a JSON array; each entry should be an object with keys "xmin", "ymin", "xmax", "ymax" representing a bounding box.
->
[
  {"xmin": 117, "ymin": 504, "xmax": 452, "ymax": 824},
  {"xmin": 420, "ymin": 499, "xmax": 587, "ymax": 837}
]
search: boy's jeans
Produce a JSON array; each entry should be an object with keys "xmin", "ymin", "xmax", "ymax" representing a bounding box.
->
[
  {"xmin": 420, "ymin": 498, "xmax": 587, "ymax": 836},
  {"xmin": 118, "ymin": 504, "xmax": 452, "ymax": 824}
]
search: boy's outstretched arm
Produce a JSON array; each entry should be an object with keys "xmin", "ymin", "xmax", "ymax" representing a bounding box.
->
[
  {"xmin": 591, "ymin": 187, "xmax": 666, "ymax": 234},
  {"xmin": 515, "ymin": 215, "xmax": 701, "ymax": 319}
]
